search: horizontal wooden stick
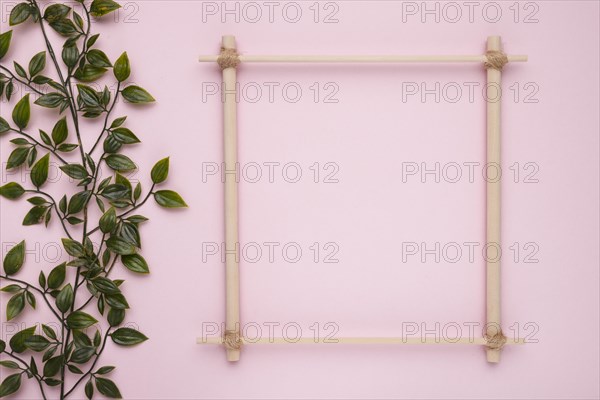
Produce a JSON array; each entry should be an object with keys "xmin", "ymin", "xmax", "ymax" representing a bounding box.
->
[
  {"xmin": 199, "ymin": 54, "xmax": 528, "ymax": 63},
  {"xmin": 197, "ymin": 337, "xmax": 525, "ymax": 345}
]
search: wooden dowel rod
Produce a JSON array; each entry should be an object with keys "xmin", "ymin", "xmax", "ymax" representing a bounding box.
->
[
  {"xmin": 222, "ymin": 34, "xmax": 241, "ymax": 362},
  {"xmin": 486, "ymin": 36, "xmax": 503, "ymax": 364},
  {"xmin": 197, "ymin": 337, "xmax": 525, "ymax": 345},
  {"xmin": 199, "ymin": 54, "xmax": 527, "ymax": 63}
]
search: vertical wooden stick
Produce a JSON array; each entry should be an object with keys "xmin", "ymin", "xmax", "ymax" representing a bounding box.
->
[
  {"xmin": 486, "ymin": 35, "xmax": 502, "ymax": 363},
  {"xmin": 222, "ymin": 35, "xmax": 241, "ymax": 362}
]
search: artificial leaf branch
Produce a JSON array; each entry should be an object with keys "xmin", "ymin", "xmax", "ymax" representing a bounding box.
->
[{"xmin": 0, "ymin": 1, "xmax": 187, "ymax": 398}]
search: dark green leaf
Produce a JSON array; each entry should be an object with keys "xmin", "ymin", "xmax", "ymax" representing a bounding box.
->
[
  {"xmin": 111, "ymin": 327, "xmax": 148, "ymax": 346},
  {"xmin": 85, "ymin": 380, "xmax": 94, "ymax": 399},
  {"xmin": 6, "ymin": 293, "xmax": 25, "ymax": 320},
  {"xmin": 26, "ymin": 291, "xmax": 36, "ymax": 308},
  {"xmin": 28, "ymin": 51, "xmax": 46, "ymax": 76},
  {"xmin": 71, "ymin": 346, "xmax": 95, "ymax": 364},
  {"xmin": 3, "ymin": 240, "xmax": 25, "ymax": 275},
  {"xmin": 99, "ymin": 208, "xmax": 117, "ymax": 233},
  {"xmin": 48, "ymin": 262, "xmax": 66, "ymax": 289},
  {"xmin": 113, "ymin": 52, "xmax": 130, "ymax": 82},
  {"xmin": 9, "ymin": 3, "xmax": 31, "ymax": 26},
  {"xmin": 60, "ymin": 164, "xmax": 88, "ymax": 180},
  {"xmin": 111, "ymin": 127, "xmax": 140, "ymax": 144},
  {"xmin": 40, "ymin": 130, "xmax": 52, "ymax": 146},
  {"xmin": 0, "ymin": 182, "xmax": 25, "ymax": 199},
  {"xmin": 6, "ymin": 147, "xmax": 29, "ymax": 169},
  {"xmin": 39, "ymin": 271, "xmax": 47, "ymax": 288},
  {"xmin": 122, "ymin": 85, "xmax": 155, "ymax": 103},
  {"xmin": 22, "ymin": 206, "xmax": 47, "ymax": 226},
  {"xmin": 52, "ymin": 117, "xmax": 69, "ymax": 144},
  {"xmin": 31, "ymin": 154, "xmax": 50, "ymax": 188},
  {"xmin": 68, "ymin": 191, "xmax": 91, "ymax": 214},
  {"xmin": 68, "ymin": 364, "xmax": 83, "ymax": 374},
  {"xmin": 43, "ymin": 356, "xmax": 63, "ymax": 377},
  {"xmin": 62, "ymin": 44, "xmax": 79, "ymax": 68},
  {"xmin": 73, "ymin": 330, "xmax": 92, "ymax": 347},
  {"xmin": 101, "ymin": 184, "xmax": 130, "ymax": 201},
  {"xmin": 44, "ymin": 4, "xmax": 71, "ymax": 22},
  {"xmin": 106, "ymin": 237, "xmax": 136, "ymax": 255},
  {"xmin": 12, "ymin": 94, "xmax": 30, "ymax": 129},
  {"xmin": 96, "ymin": 366, "xmax": 115, "ymax": 375},
  {"xmin": 90, "ymin": 0, "xmax": 121, "ymax": 17},
  {"xmin": 77, "ymin": 84, "xmax": 101, "ymax": 107},
  {"xmin": 105, "ymin": 293, "xmax": 129, "ymax": 309},
  {"xmin": 61, "ymin": 238, "xmax": 84, "ymax": 257},
  {"xmin": 66, "ymin": 311, "xmax": 98, "ymax": 329},
  {"xmin": 105, "ymin": 154, "xmax": 136, "ymax": 172},
  {"xmin": 87, "ymin": 34, "xmax": 100, "ymax": 48},
  {"xmin": 95, "ymin": 377, "xmax": 122, "ymax": 398},
  {"xmin": 24, "ymin": 335, "xmax": 50, "ymax": 351},
  {"xmin": 9, "ymin": 326, "xmax": 36, "ymax": 353},
  {"xmin": 0, "ymin": 116, "xmax": 10, "ymax": 133},
  {"xmin": 57, "ymin": 143, "xmax": 78, "ymax": 152},
  {"xmin": 0, "ymin": 30, "xmax": 12, "ymax": 60},
  {"xmin": 0, "ymin": 373, "xmax": 22, "ymax": 398},
  {"xmin": 49, "ymin": 19, "xmax": 77, "ymax": 36},
  {"xmin": 56, "ymin": 284, "xmax": 73, "ymax": 313},
  {"xmin": 74, "ymin": 65, "xmax": 107, "ymax": 82},
  {"xmin": 120, "ymin": 222, "xmax": 140, "ymax": 248},
  {"xmin": 151, "ymin": 157, "xmax": 169, "ymax": 184},
  {"xmin": 87, "ymin": 49, "xmax": 112, "ymax": 67},
  {"xmin": 154, "ymin": 190, "xmax": 188, "ymax": 208},
  {"xmin": 35, "ymin": 92, "xmax": 66, "ymax": 109},
  {"xmin": 14, "ymin": 62, "xmax": 26, "ymax": 79},
  {"xmin": 0, "ymin": 361, "xmax": 18, "ymax": 369},
  {"xmin": 107, "ymin": 308, "xmax": 125, "ymax": 327},
  {"xmin": 1, "ymin": 285, "xmax": 22, "ymax": 293},
  {"xmin": 42, "ymin": 324, "xmax": 57, "ymax": 340},
  {"xmin": 92, "ymin": 277, "xmax": 120, "ymax": 295}
]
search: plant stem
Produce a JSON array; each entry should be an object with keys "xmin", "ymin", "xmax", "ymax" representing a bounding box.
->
[
  {"xmin": 0, "ymin": 275, "xmax": 66, "ymax": 328},
  {"xmin": 0, "ymin": 65, "xmax": 44, "ymax": 95},
  {"xmin": 25, "ymin": 190, "xmax": 74, "ymax": 239},
  {"xmin": 0, "ymin": 351, "xmax": 48, "ymax": 400},
  {"xmin": 10, "ymin": 129, "xmax": 69, "ymax": 165},
  {"xmin": 88, "ymin": 184, "xmax": 156, "ymax": 236},
  {"xmin": 90, "ymin": 83, "xmax": 121, "ymax": 155},
  {"xmin": 63, "ymin": 328, "xmax": 111, "ymax": 398}
]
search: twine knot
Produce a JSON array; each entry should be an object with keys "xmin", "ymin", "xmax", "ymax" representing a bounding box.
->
[
  {"xmin": 217, "ymin": 47, "xmax": 240, "ymax": 70},
  {"xmin": 485, "ymin": 330, "xmax": 507, "ymax": 350},
  {"xmin": 484, "ymin": 50, "xmax": 508, "ymax": 71},
  {"xmin": 223, "ymin": 330, "xmax": 243, "ymax": 350}
]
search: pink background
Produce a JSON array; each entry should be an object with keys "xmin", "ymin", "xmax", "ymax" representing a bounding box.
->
[{"xmin": 1, "ymin": 0, "xmax": 599, "ymax": 399}]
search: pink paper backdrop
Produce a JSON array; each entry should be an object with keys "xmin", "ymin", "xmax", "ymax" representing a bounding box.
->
[{"xmin": 1, "ymin": 1, "xmax": 599, "ymax": 399}]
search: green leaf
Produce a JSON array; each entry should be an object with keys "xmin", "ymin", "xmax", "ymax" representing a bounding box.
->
[
  {"xmin": 99, "ymin": 208, "xmax": 117, "ymax": 233},
  {"xmin": 0, "ymin": 373, "xmax": 22, "ymax": 398},
  {"xmin": 31, "ymin": 154, "xmax": 50, "ymax": 188},
  {"xmin": 44, "ymin": 4, "xmax": 71, "ymax": 22},
  {"xmin": 57, "ymin": 143, "xmax": 78, "ymax": 152},
  {"xmin": 47, "ymin": 262, "xmax": 66, "ymax": 289},
  {"xmin": 35, "ymin": 92, "xmax": 66, "ymax": 109},
  {"xmin": 3, "ymin": 241, "xmax": 25, "ymax": 275},
  {"xmin": 6, "ymin": 293, "xmax": 25, "ymax": 320},
  {"xmin": 55, "ymin": 284, "xmax": 74, "ymax": 313},
  {"xmin": 96, "ymin": 366, "xmax": 115, "ymax": 375},
  {"xmin": 122, "ymin": 85, "xmax": 155, "ymax": 103},
  {"xmin": 39, "ymin": 271, "xmax": 47, "ymax": 288},
  {"xmin": 51, "ymin": 117, "xmax": 69, "ymax": 144},
  {"xmin": 66, "ymin": 311, "xmax": 98, "ymax": 329},
  {"xmin": 71, "ymin": 346, "xmax": 96, "ymax": 364},
  {"xmin": 101, "ymin": 184, "xmax": 130, "ymax": 201},
  {"xmin": 68, "ymin": 191, "xmax": 91, "ymax": 214},
  {"xmin": 73, "ymin": 330, "xmax": 92, "ymax": 347},
  {"xmin": 105, "ymin": 154, "xmax": 136, "ymax": 172},
  {"xmin": 9, "ymin": 327, "xmax": 36, "ymax": 353},
  {"xmin": 87, "ymin": 49, "xmax": 112, "ymax": 67},
  {"xmin": 26, "ymin": 291, "xmax": 36, "ymax": 308},
  {"xmin": 49, "ymin": 19, "xmax": 77, "ymax": 36},
  {"xmin": 77, "ymin": 84, "xmax": 102, "ymax": 107},
  {"xmin": 107, "ymin": 308, "xmax": 125, "ymax": 327},
  {"xmin": 113, "ymin": 52, "xmax": 130, "ymax": 82},
  {"xmin": 74, "ymin": 65, "xmax": 107, "ymax": 82},
  {"xmin": 154, "ymin": 190, "xmax": 188, "ymax": 208},
  {"xmin": 0, "ymin": 182, "xmax": 25, "ymax": 199},
  {"xmin": 22, "ymin": 206, "xmax": 47, "ymax": 226},
  {"xmin": 85, "ymin": 380, "xmax": 94, "ymax": 399},
  {"xmin": 90, "ymin": 0, "xmax": 121, "ymax": 17},
  {"xmin": 42, "ymin": 324, "xmax": 57, "ymax": 340},
  {"xmin": 0, "ymin": 361, "xmax": 18, "ymax": 369},
  {"xmin": 61, "ymin": 238, "xmax": 84, "ymax": 257},
  {"xmin": 60, "ymin": 164, "xmax": 88, "ymax": 180},
  {"xmin": 0, "ymin": 116, "xmax": 10, "ymax": 133},
  {"xmin": 0, "ymin": 31, "xmax": 13, "ymax": 60},
  {"xmin": 12, "ymin": 94, "xmax": 30, "ymax": 129},
  {"xmin": 14, "ymin": 62, "xmax": 26, "ymax": 79},
  {"xmin": 95, "ymin": 377, "xmax": 122, "ymax": 398},
  {"xmin": 62, "ymin": 44, "xmax": 79, "ymax": 68},
  {"xmin": 111, "ymin": 127, "xmax": 140, "ymax": 144},
  {"xmin": 6, "ymin": 147, "xmax": 29, "ymax": 169},
  {"xmin": 105, "ymin": 293, "xmax": 129, "ymax": 309},
  {"xmin": 28, "ymin": 51, "xmax": 46, "ymax": 76},
  {"xmin": 1, "ymin": 285, "xmax": 22, "ymax": 293},
  {"xmin": 9, "ymin": 3, "xmax": 31, "ymax": 26},
  {"xmin": 106, "ymin": 237, "xmax": 136, "ymax": 255},
  {"xmin": 111, "ymin": 327, "xmax": 148, "ymax": 346},
  {"xmin": 40, "ymin": 130, "xmax": 52, "ymax": 146},
  {"xmin": 24, "ymin": 335, "xmax": 50, "ymax": 352},
  {"xmin": 151, "ymin": 157, "xmax": 169, "ymax": 184},
  {"xmin": 43, "ymin": 356, "xmax": 63, "ymax": 377},
  {"xmin": 92, "ymin": 277, "xmax": 120, "ymax": 295}
]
